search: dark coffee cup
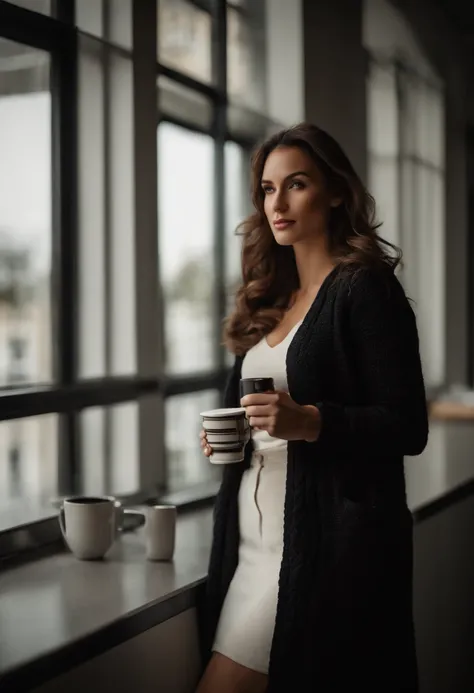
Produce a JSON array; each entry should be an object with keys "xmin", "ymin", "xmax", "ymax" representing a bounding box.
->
[{"xmin": 239, "ymin": 377, "xmax": 275, "ymax": 399}]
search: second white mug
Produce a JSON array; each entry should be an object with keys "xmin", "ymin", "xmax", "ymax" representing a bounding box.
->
[{"xmin": 145, "ymin": 505, "xmax": 177, "ymax": 561}]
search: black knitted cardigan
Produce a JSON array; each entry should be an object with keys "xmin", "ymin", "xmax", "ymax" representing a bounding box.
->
[{"xmin": 203, "ymin": 265, "xmax": 428, "ymax": 692}]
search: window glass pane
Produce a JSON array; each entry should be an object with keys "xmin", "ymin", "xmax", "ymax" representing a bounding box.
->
[
  {"xmin": 78, "ymin": 37, "xmax": 135, "ymax": 377},
  {"xmin": 415, "ymin": 167, "xmax": 445, "ymax": 386},
  {"xmin": 7, "ymin": 0, "xmax": 51, "ymax": 15},
  {"xmin": 81, "ymin": 406, "xmax": 105, "ymax": 494},
  {"xmin": 368, "ymin": 155, "xmax": 399, "ymax": 247},
  {"xmin": 414, "ymin": 83, "xmax": 444, "ymax": 168},
  {"xmin": 81, "ymin": 402, "xmax": 139, "ymax": 496},
  {"xmin": 0, "ymin": 39, "xmax": 52, "ymax": 386},
  {"xmin": 78, "ymin": 36, "xmax": 106, "ymax": 378},
  {"xmin": 76, "ymin": 0, "xmax": 133, "ymax": 49},
  {"xmin": 158, "ymin": 75, "xmax": 213, "ymax": 131},
  {"xmin": 400, "ymin": 73, "xmax": 418, "ymax": 157},
  {"xmin": 109, "ymin": 53, "xmax": 136, "ymax": 375},
  {"xmin": 108, "ymin": 0, "xmax": 133, "ymax": 50},
  {"xmin": 158, "ymin": 122, "xmax": 215, "ymax": 374},
  {"xmin": 225, "ymin": 142, "xmax": 250, "ymax": 366},
  {"xmin": 224, "ymin": 141, "xmax": 246, "ymax": 303},
  {"xmin": 227, "ymin": 6, "xmax": 266, "ymax": 110},
  {"xmin": 76, "ymin": 0, "xmax": 104, "ymax": 38},
  {"xmin": 0, "ymin": 415, "xmax": 58, "ymax": 505},
  {"xmin": 399, "ymin": 158, "xmax": 417, "ymax": 294},
  {"xmin": 367, "ymin": 62, "xmax": 398, "ymax": 157},
  {"xmin": 158, "ymin": 0, "xmax": 212, "ymax": 84},
  {"xmin": 166, "ymin": 389, "xmax": 221, "ymax": 492}
]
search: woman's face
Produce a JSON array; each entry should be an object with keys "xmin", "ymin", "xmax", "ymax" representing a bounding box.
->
[{"xmin": 261, "ymin": 145, "xmax": 338, "ymax": 247}]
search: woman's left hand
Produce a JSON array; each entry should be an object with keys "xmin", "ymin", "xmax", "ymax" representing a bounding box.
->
[{"xmin": 241, "ymin": 391, "xmax": 321, "ymax": 442}]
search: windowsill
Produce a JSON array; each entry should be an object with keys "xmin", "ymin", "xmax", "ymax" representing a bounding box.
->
[
  {"xmin": 0, "ymin": 480, "xmax": 221, "ymax": 566},
  {"xmin": 0, "ymin": 506, "xmax": 214, "ymax": 692},
  {"xmin": 0, "ymin": 499, "xmax": 61, "ymax": 534}
]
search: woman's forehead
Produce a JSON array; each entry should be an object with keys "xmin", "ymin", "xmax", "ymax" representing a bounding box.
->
[{"xmin": 262, "ymin": 146, "xmax": 320, "ymax": 182}]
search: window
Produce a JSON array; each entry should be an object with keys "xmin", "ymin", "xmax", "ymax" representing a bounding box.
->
[
  {"xmin": 7, "ymin": 337, "xmax": 28, "ymax": 384},
  {"xmin": 8, "ymin": 337, "xmax": 27, "ymax": 362},
  {"xmin": 158, "ymin": 75, "xmax": 213, "ymax": 131},
  {"xmin": 0, "ymin": 39, "xmax": 52, "ymax": 387},
  {"xmin": 165, "ymin": 389, "xmax": 221, "ymax": 492},
  {"xmin": 227, "ymin": 3, "xmax": 266, "ymax": 111},
  {"xmin": 158, "ymin": 122, "xmax": 216, "ymax": 374},
  {"xmin": 78, "ymin": 34, "xmax": 136, "ymax": 379},
  {"xmin": 0, "ymin": 0, "xmax": 272, "ymax": 549},
  {"xmin": 6, "ymin": 0, "xmax": 51, "ymax": 15},
  {"xmin": 399, "ymin": 73, "xmax": 445, "ymax": 387},
  {"xmin": 81, "ymin": 401, "xmax": 139, "ymax": 496},
  {"xmin": 156, "ymin": 2, "xmax": 270, "ymax": 492},
  {"xmin": 225, "ymin": 140, "xmax": 247, "ymax": 307},
  {"xmin": 158, "ymin": 0, "xmax": 212, "ymax": 84},
  {"xmin": 367, "ymin": 56, "xmax": 445, "ymax": 388},
  {"xmin": 0, "ymin": 415, "xmax": 58, "ymax": 506},
  {"xmin": 8, "ymin": 446, "xmax": 21, "ymax": 497},
  {"xmin": 75, "ymin": 0, "xmax": 132, "ymax": 49}
]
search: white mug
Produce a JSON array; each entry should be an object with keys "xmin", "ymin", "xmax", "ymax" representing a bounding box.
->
[
  {"xmin": 145, "ymin": 505, "xmax": 177, "ymax": 561},
  {"xmin": 59, "ymin": 496, "xmax": 117, "ymax": 560}
]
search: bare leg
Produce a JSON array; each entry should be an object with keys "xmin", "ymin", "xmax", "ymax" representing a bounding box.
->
[{"xmin": 196, "ymin": 652, "xmax": 268, "ymax": 693}]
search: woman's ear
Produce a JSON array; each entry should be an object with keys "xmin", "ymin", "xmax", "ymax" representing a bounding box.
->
[{"xmin": 329, "ymin": 197, "xmax": 343, "ymax": 208}]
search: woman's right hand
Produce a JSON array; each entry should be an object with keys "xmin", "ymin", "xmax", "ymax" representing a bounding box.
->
[{"xmin": 199, "ymin": 429, "xmax": 213, "ymax": 457}]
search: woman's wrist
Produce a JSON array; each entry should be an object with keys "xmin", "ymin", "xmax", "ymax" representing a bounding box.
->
[{"xmin": 301, "ymin": 405, "xmax": 321, "ymax": 442}]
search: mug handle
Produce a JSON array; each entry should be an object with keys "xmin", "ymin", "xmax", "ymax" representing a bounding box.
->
[
  {"xmin": 58, "ymin": 506, "xmax": 68, "ymax": 543},
  {"xmin": 119, "ymin": 509, "xmax": 145, "ymax": 533}
]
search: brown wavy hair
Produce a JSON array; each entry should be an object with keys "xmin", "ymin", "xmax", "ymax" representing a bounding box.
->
[{"xmin": 224, "ymin": 122, "xmax": 402, "ymax": 355}]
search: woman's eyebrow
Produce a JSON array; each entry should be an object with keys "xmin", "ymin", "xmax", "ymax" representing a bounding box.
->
[{"xmin": 261, "ymin": 171, "xmax": 311, "ymax": 185}]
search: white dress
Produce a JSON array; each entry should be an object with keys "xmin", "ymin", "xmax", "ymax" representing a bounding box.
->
[{"xmin": 212, "ymin": 322, "xmax": 301, "ymax": 674}]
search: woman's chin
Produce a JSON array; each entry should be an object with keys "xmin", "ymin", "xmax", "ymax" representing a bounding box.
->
[{"xmin": 273, "ymin": 231, "xmax": 297, "ymax": 246}]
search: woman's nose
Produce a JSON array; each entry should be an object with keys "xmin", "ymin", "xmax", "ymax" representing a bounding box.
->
[{"xmin": 273, "ymin": 191, "xmax": 289, "ymax": 213}]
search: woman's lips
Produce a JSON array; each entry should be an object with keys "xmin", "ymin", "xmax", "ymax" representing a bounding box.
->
[{"xmin": 273, "ymin": 220, "xmax": 295, "ymax": 230}]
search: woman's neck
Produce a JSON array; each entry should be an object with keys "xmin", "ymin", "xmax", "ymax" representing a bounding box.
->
[{"xmin": 293, "ymin": 242, "xmax": 336, "ymax": 295}]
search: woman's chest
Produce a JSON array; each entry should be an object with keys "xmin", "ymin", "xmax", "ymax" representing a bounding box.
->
[
  {"xmin": 286, "ymin": 298, "xmax": 354, "ymax": 403},
  {"xmin": 241, "ymin": 322, "xmax": 302, "ymax": 392}
]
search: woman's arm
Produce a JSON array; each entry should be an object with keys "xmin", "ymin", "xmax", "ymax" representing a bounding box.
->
[{"xmin": 312, "ymin": 270, "xmax": 429, "ymax": 457}]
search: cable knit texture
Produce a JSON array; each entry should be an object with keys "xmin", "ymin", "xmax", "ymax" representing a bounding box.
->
[{"xmin": 203, "ymin": 265, "xmax": 428, "ymax": 692}]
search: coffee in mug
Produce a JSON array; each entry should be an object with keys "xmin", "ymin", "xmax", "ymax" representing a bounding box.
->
[{"xmin": 239, "ymin": 377, "xmax": 275, "ymax": 399}]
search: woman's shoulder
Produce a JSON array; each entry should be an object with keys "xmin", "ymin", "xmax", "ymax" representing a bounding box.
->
[{"xmin": 335, "ymin": 263, "xmax": 408, "ymax": 307}]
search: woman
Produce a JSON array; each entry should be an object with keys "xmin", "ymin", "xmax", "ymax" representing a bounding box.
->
[{"xmin": 196, "ymin": 123, "xmax": 428, "ymax": 693}]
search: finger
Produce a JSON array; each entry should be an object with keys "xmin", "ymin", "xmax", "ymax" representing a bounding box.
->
[
  {"xmin": 240, "ymin": 393, "xmax": 279, "ymax": 407},
  {"xmin": 249, "ymin": 416, "xmax": 272, "ymax": 429},
  {"xmin": 199, "ymin": 430, "xmax": 207, "ymax": 439},
  {"xmin": 204, "ymin": 445, "xmax": 213, "ymax": 457},
  {"xmin": 245, "ymin": 404, "xmax": 275, "ymax": 418},
  {"xmin": 200, "ymin": 438, "xmax": 207, "ymax": 448}
]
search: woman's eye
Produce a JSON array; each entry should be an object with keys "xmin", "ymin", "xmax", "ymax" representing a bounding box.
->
[
  {"xmin": 262, "ymin": 185, "xmax": 274, "ymax": 194},
  {"xmin": 289, "ymin": 180, "xmax": 304, "ymax": 190}
]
